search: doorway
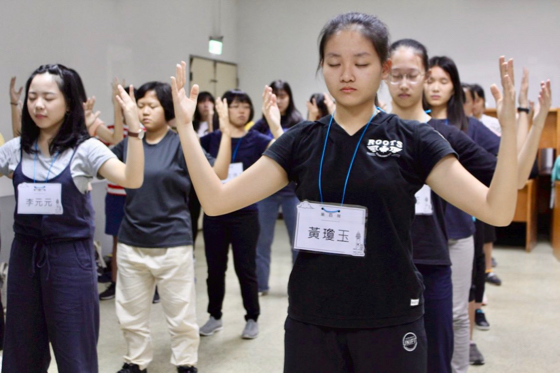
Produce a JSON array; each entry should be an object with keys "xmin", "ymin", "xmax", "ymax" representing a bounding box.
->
[{"xmin": 189, "ymin": 56, "xmax": 238, "ymax": 98}]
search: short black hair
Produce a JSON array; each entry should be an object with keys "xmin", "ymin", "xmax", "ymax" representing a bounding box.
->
[
  {"xmin": 21, "ymin": 64, "xmax": 89, "ymax": 155},
  {"xmin": 136, "ymin": 81, "xmax": 175, "ymax": 122},
  {"xmin": 222, "ymin": 90, "xmax": 254, "ymax": 123},
  {"xmin": 193, "ymin": 91, "xmax": 218, "ymax": 132},
  {"xmin": 470, "ymin": 83, "xmax": 485, "ymax": 102},
  {"xmin": 462, "ymin": 83, "xmax": 475, "ymax": 102},
  {"xmin": 309, "ymin": 93, "xmax": 330, "ymax": 119},
  {"xmin": 389, "ymin": 39, "xmax": 429, "ymax": 72}
]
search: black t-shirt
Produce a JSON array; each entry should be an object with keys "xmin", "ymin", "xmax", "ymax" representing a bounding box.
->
[
  {"xmin": 113, "ymin": 130, "xmax": 214, "ymax": 248},
  {"xmin": 200, "ymin": 130, "xmax": 271, "ymax": 214},
  {"xmin": 264, "ymin": 112, "xmax": 456, "ymax": 328},
  {"xmin": 411, "ymin": 120, "xmax": 497, "ymax": 266}
]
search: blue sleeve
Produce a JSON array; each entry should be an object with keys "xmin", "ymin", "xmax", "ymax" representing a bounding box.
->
[
  {"xmin": 200, "ymin": 133, "xmax": 211, "ymax": 153},
  {"xmin": 467, "ymin": 118, "xmax": 500, "ymax": 156},
  {"xmin": 438, "ymin": 123, "xmax": 496, "ymax": 186}
]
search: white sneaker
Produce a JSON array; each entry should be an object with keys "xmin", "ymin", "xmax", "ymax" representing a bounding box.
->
[
  {"xmin": 199, "ymin": 316, "xmax": 223, "ymax": 336},
  {"xmin": 241, "ymin": 319, "xmax": 259, "ymax": 339}
]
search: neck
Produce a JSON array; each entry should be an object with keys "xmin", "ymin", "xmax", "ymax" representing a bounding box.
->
[
  {"xmin": 37, "ymin": 124, "xmax": 62, "ymax": 156},
  {"xmin": 230, "ymin": 126, "xmax": 246, "ymax": 138},
  {"xmin": 475, "ymin": 113, "xmax": 482, "ymax": 120},
  {"xmin": 145, "ymin": 126, "xmax": 169, "ymax": 144},
  {"xmin": 334, "ymin": 101, "xmax": 377, "ymax": 136},
  {"xmin": 430, "ymin": 104, "xmax": 448, "ymax": 119},
  {"xmin": 390, "ymin": 100, "xmax": 428, "ymax": 122}
]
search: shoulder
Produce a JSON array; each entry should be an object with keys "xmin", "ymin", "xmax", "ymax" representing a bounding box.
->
[{"xmin": 2, "ymin": 137, "xmax": 21, "ymax": 151}]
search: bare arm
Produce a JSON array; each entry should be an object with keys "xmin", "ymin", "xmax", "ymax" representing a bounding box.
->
[
  {"xmin": 516, "ymin": 67, "xmax": 530, "ymax": 153},
  {"xmin": 98, "ymin": 85, "xmax": 144, "ymax": 188},
  {"xmin": 94, "ymin": 78, "xmax": 126, "ymax": 145},
  {"xmin": 428, "ymin": 57, "xmax": 518, "ymax": 226},
  {"xmin": 516, "ymin": 80, "xmax": 551, "ymax": 188},
  {"xmin": 171, "ymin": 61, "xmax": 288, "ymax": 216},
  {"xmin": 212, "ymin": 97, "xmax": 232, "ymax": 180},
  {"xmin": 9, "ymin": 77, "xmax": 23, "ymax": 137}
]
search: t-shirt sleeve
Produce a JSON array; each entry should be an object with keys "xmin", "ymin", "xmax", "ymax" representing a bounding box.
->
[
  {"xmin": 414, "ymin": 122, "xmax": 457, "ymax": 182},
  {"xmin": 74, "ymin": 138, "xmax": 117, "ymax": 179},
  {"xmin": 262, "ymin": 124, "xmax": 300, "ymax": 175},
  {"xmin": 446, "ymin": 126, "xmax": 496, "ymax": 186},
  {"xmin": 0, "ymin": 138, "xmax": 21, "ymax": 176},
  {"xmin": 111, "ymin": 139, "xmax": 126, "ymax": 161}
]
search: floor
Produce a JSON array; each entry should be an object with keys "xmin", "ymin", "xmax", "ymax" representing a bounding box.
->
[{"xmin": 31, "ymin": 221, "xmax": 560, "ymax": 372}]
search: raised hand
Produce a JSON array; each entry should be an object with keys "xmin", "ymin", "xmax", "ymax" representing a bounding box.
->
[
  {"xmin": 491, "ymin": 56, "xmax": 516, "ymax": 131},
  {"xmin": 324, "ymin": 92, "xmax": 336, "ymax": 114},
  {"xmin": 115, "ymin": 85, "xmax": 140, "ymax": 131},
  {"xmin": 111, "ymin": 77, "xmax": 126, "ymax": 107},
  {"xmin": 9, "ymin": 77, "xmax": 23, "ymax": 105},
  {"xmin": 532, "ymin": 80, "xmax": 552, "ymax": 128},
  {"xmin": 262, "ymin": 86, "xmax": 281, "ymax": 129},
  {"xmin": 518, "ymin": 67, "xmax": 529, "ymax": 107},
  {"xmin": 215, "ymin": 97, "xmax": 231, "ymax": 135},
  {"xmin": 306, "ymin": 98, "xmax": 320, "ymax": 121},
  {"xmin": 83, "ymin": 96, "xmax": 101, "ymax": 128},
  {"xmin": 170, "ymin": 61, "xmax": 199, "ymax": 128}
]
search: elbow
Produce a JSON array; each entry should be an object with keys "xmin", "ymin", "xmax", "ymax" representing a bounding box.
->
[
  {"xmin": 517, "ymin": 180, "xmax": 527, "ymax": 190},
  {"xmin": 126, "ymin": 176, "xmax": 144, "ymax": 189}
]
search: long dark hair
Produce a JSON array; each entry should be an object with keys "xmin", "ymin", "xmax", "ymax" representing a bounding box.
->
[
  {"xmin": 263, "ymin": 80, "xmax": 303, "ymax": 128},
  {"xmin": 193, "ymin": 91, "xmax": 218, "ymax": 132},
  {"xmin": 21, "ymin": 64, "xmax": 90, "ymax": 155},
  {"xmin": 309, "ymin": 93, "xmax": 330, "ymax": 119},
  {"xmin": 428, "ymin": 56, "xmax": 468, "ymax": 132}
]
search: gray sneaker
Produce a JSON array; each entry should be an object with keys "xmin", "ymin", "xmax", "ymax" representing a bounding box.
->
[
  {"xmin": 241, "ymin": 319, "xmax": 259, "ymax": 339},
  {"xmin": 199, "ymin": 316, "xmax": 223, "ymax": 336},
  {"xmin": 469, "ymin": 342, "xmax": 485, "ymax": 365}
]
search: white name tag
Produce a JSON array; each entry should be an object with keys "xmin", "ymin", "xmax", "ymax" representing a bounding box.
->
[
  {"xmin": 414, "ymin": 184, "xmax": 433, "ymax": 215},
  {"xmin": 222, "ymin": 162, "xmax": 244, "ymax": 184},
  {"xmin": 17, "ymin": 183, "xmax": 63, "ymax": 215},
  {"xmin": 294, "ymin": 200, "xmax": 368, "ymax": 257}
]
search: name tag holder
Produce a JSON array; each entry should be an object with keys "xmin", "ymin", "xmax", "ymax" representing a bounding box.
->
[
  {"xmin": 294, "ymin": 200, "xmax": 367, "ymax": 257},
  {"xmin": 222, "ymin": 162, "xmax": 243, "ymax": 184},
  {"xmin": 17, "ymin": 183, "xmax": 63, "ymax": 215}
]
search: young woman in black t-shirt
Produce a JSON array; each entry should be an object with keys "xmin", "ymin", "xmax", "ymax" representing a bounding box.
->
[
  {"xmin": 387, "ymin": 39, "xmax": 550, "ymax": 373},
  {"xmin": 170, "ymin": 12, "xmax": 522, "ymax": 373}
]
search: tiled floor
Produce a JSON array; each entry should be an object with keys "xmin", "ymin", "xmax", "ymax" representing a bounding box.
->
[{"xmin": 37, "ymin": 222, "xmax": 560, "ymax": 372}]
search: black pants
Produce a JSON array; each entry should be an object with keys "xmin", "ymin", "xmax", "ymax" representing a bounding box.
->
[
  {"xmin": 284, "ymin": 317, "xmax": 427, "ymax": 373},
  {"xmin": 188, "ymin": 187, "xmax": 202, "ymax": 246},
  {"xmin": 203, "ymin": 211, "xmax": 260, "ymax": 321},
  {"xmin": 471, "ymin": 219, "xmax": 486, "ymax": 303}
]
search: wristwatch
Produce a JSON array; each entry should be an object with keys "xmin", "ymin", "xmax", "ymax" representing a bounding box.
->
[
  {"xmin": 517, "ymin": 107, "xmax": 530, "ymax": 114},
  {"xmin": 128, "ymin": 129, "xmax": 144, "ymax": 140}
]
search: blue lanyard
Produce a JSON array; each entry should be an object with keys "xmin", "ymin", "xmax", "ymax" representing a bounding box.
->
[
  {"xmin": 33, "ymin": 143, "xmax": 59, "ymax": 183},
  {"xmin": 318, "ymin": 109, "xmax": 378, "ymax": 209},
  {"xmin": 232, "ymin": 137, "xmax": 243, "ymax": 162}
]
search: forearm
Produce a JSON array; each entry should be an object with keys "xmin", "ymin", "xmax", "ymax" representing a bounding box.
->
[
  {"xmin": 213, "ymin": 132, "xmax": 231, "ymax": 179},
  {"xmin": 516, "ymin": 112, "xmax": 529, "ymax": 153},
  {"xmin": 112, "ymin": 107, "xmax": 125, "ymax": 143},
  {"xmin": 11, "ymin": 105, "xmax": 20, "ymax": 137},
  {"xmin": 516, "ymin": 119, "xmax": 544, "ymax": 188},
  {"xmin": 485, "ymin": 126, "xmax": 518, "ymax": 224},
  {"xmin": 122, "ymin": 137, "xmax": 144, "ymax": 188}
]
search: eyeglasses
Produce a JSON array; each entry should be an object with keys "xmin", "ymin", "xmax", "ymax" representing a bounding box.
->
[{"xmin": 388, "ymin": 71, "xmax": 425, "ymax": 85}]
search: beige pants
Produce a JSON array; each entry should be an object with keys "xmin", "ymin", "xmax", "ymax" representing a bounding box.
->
[{"xmin": 116, "ymin": 243, "xmax": 199, "ymax": 370}]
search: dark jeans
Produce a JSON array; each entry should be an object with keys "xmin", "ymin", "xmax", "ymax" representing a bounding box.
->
[
  {"xmin": 284, "ymin": 317, "xmax": 427, "ymax": 373},
  {"xmin": 2, "ymin": 237, "xmax": 99, "ymax": 373},
  {"xmin": 417, "ymin": 264, "xmax": 453, "ymax": 373},
  {"xmin": 203, "ymin": 211, "xmax": 260, "ymax": 321},
  {"xmin": 471, "ymin": 220, "xmax": 486, "ymax": 303}
]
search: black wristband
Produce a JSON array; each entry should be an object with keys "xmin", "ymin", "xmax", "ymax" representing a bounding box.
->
[{"xmin": 517, "ymin": 107, "xmax": 530, "ymax": 113}]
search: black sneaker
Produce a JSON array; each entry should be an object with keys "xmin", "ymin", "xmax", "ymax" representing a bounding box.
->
[
  {"xmin": 485, "ymin": 272, "xmax": 502, "ymax": 286},
  {"xmin": 152, "ymin": 287, "xmax": 160, "ymax": 304},
  {"xmin": 469, "ymin": 342, "xmax": 485, "ymax": 365},
  {"xmin": 99, "ymin": 282, "xmax": 116, "ymax": 300},
  {"xmin": 177, "ymin": 366, "xmax": 198, "ymax": 373},
  {"xmin": 117, "ymin": 363, "xmax": 147, "ymax": 373},
  {"xmin": 475, "ymin": 309, "xmax": 490, "ymax": 330}
]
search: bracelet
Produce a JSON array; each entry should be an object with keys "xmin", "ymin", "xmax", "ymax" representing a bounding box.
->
[{"xmin": 517, "ymin": 107, "xmax": 530, "ymax": 113}]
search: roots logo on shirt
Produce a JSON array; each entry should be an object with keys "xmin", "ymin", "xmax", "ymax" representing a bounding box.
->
[
  {"xmin": 402, "ymin": 332, "xmax": 418, "ymax": 352},
  {"xmin": 367, "ymin": 139, "xmax": 403, "ymax": 157}
]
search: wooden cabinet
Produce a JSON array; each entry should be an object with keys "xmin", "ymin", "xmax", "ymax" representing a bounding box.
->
[{"xmin": 485, "ymin": 108, "xmax": 560, "ymax": 253}]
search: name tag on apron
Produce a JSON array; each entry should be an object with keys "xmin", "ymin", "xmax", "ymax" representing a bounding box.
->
[
  {"xmin": 222, "ymin": 162, "xmax": 243, "ymax": 184},
  {"xmin": 414, "ymin": 184, "xmax": 433, "ymax": 215},
  {"xmin": 294, "ymin": 200, "xmax": 368, "ymax": 257},
  {"xmin": 17, "ymin": 183, "xmax": 63, "ymax": 215}
]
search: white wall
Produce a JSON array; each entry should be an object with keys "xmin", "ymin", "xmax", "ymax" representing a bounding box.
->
[{"xmin": 236, "ymin": 0, "xmax": 560, "ymax": 118}]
